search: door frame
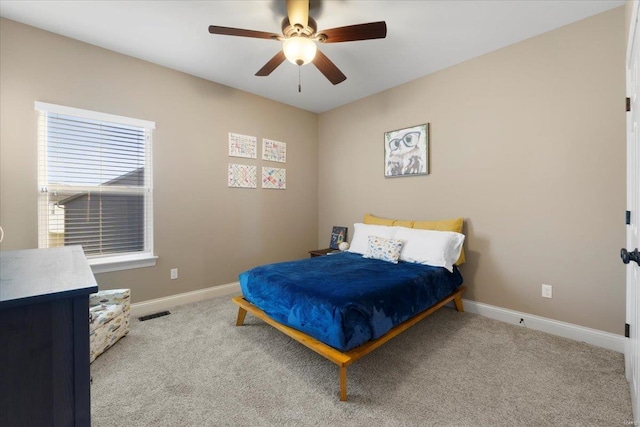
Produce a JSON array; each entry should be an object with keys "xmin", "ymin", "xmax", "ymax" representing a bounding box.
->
[{"xmin": 626, "ymin": 0, "xmax": 640, "ymax": 422}]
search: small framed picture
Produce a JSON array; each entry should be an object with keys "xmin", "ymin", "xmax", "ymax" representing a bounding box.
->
[
  {"xmin": 384, "ymin": 123, "xmax": 429, "ymax": 177},
  {"xmin": 329, "ymin": 226, "xmax": 348, "ymax": 250}
]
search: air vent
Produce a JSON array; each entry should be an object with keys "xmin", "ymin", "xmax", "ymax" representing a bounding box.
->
[{"xmin": 138, "ymin": 311, "xmax": 171, "ymax": 322}]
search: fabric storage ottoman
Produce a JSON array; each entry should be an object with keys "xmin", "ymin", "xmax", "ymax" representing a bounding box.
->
[{"xmin": 89, "ymin": 289, "xmax": 131, "ymax": 363}]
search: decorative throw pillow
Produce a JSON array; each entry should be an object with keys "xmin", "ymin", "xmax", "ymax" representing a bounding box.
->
[{"xmin": 363, "ymin": 235, "xmax": 405, "ymax": 264}]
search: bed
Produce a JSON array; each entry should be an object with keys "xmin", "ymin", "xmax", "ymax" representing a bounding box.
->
[{"xmin": 234, "ymin": 216, "xmax": 466, "ymax": 401}]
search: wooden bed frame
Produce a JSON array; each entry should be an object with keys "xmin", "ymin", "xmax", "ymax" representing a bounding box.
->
[{"xmin": 232, "ymin": 285, "xmax": 465, "ymax": 401}]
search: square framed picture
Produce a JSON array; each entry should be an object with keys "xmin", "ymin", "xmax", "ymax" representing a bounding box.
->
[
  {"xmin": 329, "ymin": 226, "xmax": 348, "ymax": 250},
  {"xmin": 261, "ymin": 166, "xmax": 286, "ymax": 189},
  {"xmin": 384, "ymin": 123, "xmax": 429, "ymax": 177}
]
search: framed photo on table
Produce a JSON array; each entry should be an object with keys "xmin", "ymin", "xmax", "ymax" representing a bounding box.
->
[{"xmin": 329, "ymin": 226, "xmax": 348, "ymax": 250}]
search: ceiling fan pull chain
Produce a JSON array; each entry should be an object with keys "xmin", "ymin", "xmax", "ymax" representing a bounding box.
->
[{"xmin": 298, "ymin": 66, "xmax": 302, "ymax": 93}]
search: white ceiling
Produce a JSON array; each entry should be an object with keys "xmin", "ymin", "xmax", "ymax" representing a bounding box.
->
[{"xmin": 0, "ymin": 0, "xmax": 624, "ymax": 113}]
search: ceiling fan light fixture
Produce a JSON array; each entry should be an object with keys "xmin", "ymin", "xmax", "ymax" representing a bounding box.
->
[{"xmin": 283, "ymin": 36, "xmax": 317, "ymax": 66}]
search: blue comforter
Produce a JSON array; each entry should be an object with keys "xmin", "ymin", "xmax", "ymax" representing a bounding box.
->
[{"xmin": 239, "ymin": 252, "xmax": 463, "ymax": 351}]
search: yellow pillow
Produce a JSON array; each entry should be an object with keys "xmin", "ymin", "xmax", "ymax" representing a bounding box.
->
[
  {"xmin": 363, "ymin": 213, "xmax": 394, "ymax": 226},
  {"xmin": 363, "ymin": 214, "xmax": 466, "ymax": 265},
  {"xmin": 392, "ymin": 219, "xmax": 414, "ymax": 228},
  {"xmin": 363, "ymin": 213, "xmax": 414, "ymax": 228},
  {"xmin": 412, "ymin": 218, "xmax": 463, "ymax": 233}
]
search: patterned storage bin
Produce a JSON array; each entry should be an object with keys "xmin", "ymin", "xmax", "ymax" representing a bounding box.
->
[{"xmin": 89, "ymin": 289, "xmax": 131, "ymax": 363}]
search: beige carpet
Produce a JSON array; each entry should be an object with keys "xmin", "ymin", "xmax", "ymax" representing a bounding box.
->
[{"xmin": 91, "ymin": 296, "xmax": 633, "ymax": 426}]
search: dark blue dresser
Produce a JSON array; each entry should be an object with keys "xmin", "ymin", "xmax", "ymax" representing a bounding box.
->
[{"xmin": 0, "ymin": 246, "xmax": 98, "ymax": 427}]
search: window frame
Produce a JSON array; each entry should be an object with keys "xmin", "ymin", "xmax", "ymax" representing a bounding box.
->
[{"xmin": 35, "ymin": 101, "xmax": 157, "ymax": 273}]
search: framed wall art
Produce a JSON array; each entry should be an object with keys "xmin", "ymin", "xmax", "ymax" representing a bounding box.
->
[
  {"xmin": 228, "ymin": 132, "xmax": 257, "ymax": 159},
  {"xmin": 228, "ymin": 163, "xmax": 257, "ymax": 188},
  {"xmin": 384, "ymin": 123, "xmax": 429, "ymax": 178},
  {"xmin": 262, "ymin": 166, "xmax": 286, "ymax": 189},
  {"xmin": 262, "ymin": 138, "xmax": 286, "ymax": 163}
]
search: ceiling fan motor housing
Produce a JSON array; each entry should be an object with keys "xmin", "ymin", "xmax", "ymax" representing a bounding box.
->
[{"xmin": 282, "ymin": 16, "xmax": 317, "ymax": 38}]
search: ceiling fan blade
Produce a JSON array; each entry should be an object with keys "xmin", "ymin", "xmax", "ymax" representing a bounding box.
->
[
  {"xmin": 255, "ymin": 51, "xmax": 287, "ymax": 76},
  {"xmin": 208, "ymin": 25, "xmax": 280, "ymax": 40},
  {"xmin": 318, "ymin": 21, "xmax": 387, "ymax": 43},
  {"xmin": 287, "ymin": 0, "xmax": 309, "ymax": 29},
  {"xmin": 312, "ymin": 50, "xmax": 346, "ymax": 85}
]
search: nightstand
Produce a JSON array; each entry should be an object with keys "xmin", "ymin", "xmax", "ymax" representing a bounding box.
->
[{"xmin": 308, "ymin": 248, "xmax": 340, "ymax": 257}]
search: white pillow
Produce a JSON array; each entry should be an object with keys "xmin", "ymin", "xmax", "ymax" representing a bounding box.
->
[
  {"xmin": 394, "ymin": 226, "xmax": 465, "ymax": 272},
  {"xmin": 348, "ymin": 223, "xmax": 398, "ymax": 255},
  {"xmin": 362, "ymin": 235, "xmax": 405, "ymax": 264}
]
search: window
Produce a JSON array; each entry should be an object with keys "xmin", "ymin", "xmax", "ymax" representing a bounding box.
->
[{"xmin": 36, "ymin": 102, "xmax": 156, "ymax": 273}]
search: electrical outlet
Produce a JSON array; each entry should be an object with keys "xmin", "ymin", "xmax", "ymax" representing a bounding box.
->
[
  {"xmin": 170, "ymin": 268, "xmax": 178, "ymax": 280},
  {"xmin": 541, "ymin": 284, "xmax": 552, "ymax": 298}
]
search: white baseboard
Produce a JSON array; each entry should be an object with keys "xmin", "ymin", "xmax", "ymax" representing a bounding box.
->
[
  {"xmin": 462, "ymin": 299, "xmax": 625, "ymax": 353},
  {"xmin": 130, "ymin": 283, "xmax": 624, "ymax": 353},
  {"xmin": 130, "ymin": 282, "xmax": 241, "ymax": 318}
]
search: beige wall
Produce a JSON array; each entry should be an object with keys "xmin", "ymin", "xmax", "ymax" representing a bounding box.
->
[
  {"xmin": 318, "ymin": 8, "xmax": 626, "ymax": 334},
  {"xmin": 0, "ymin": 18, "xmax": 318, "ymax": 303}
]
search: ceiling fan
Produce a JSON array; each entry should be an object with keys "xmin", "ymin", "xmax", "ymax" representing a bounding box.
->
[{"xmin": 208, "ymin": 0, "xmax": 387, "ymax": 88}]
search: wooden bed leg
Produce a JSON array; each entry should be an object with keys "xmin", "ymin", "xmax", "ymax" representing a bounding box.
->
[
  {"xmin": 236, "ymin": 307, "xmax": 247, "ymax": 326},
  {"xmin": 339, "ymin": 365, "xmax": 348, "ymax": 402},
  {"xmin": 453, "ymin": 292, "xmax": 464, "ymax": 312}
]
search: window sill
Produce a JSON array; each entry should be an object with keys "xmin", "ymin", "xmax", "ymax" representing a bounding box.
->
[{"xmin": 89, "ymin": 253, "xmax": 158, "ymax": 274}]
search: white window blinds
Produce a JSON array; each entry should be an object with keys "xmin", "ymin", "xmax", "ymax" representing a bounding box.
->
[{"xmin": 36, "ymin": 102, "xmax": 155, "ymax": 263}]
